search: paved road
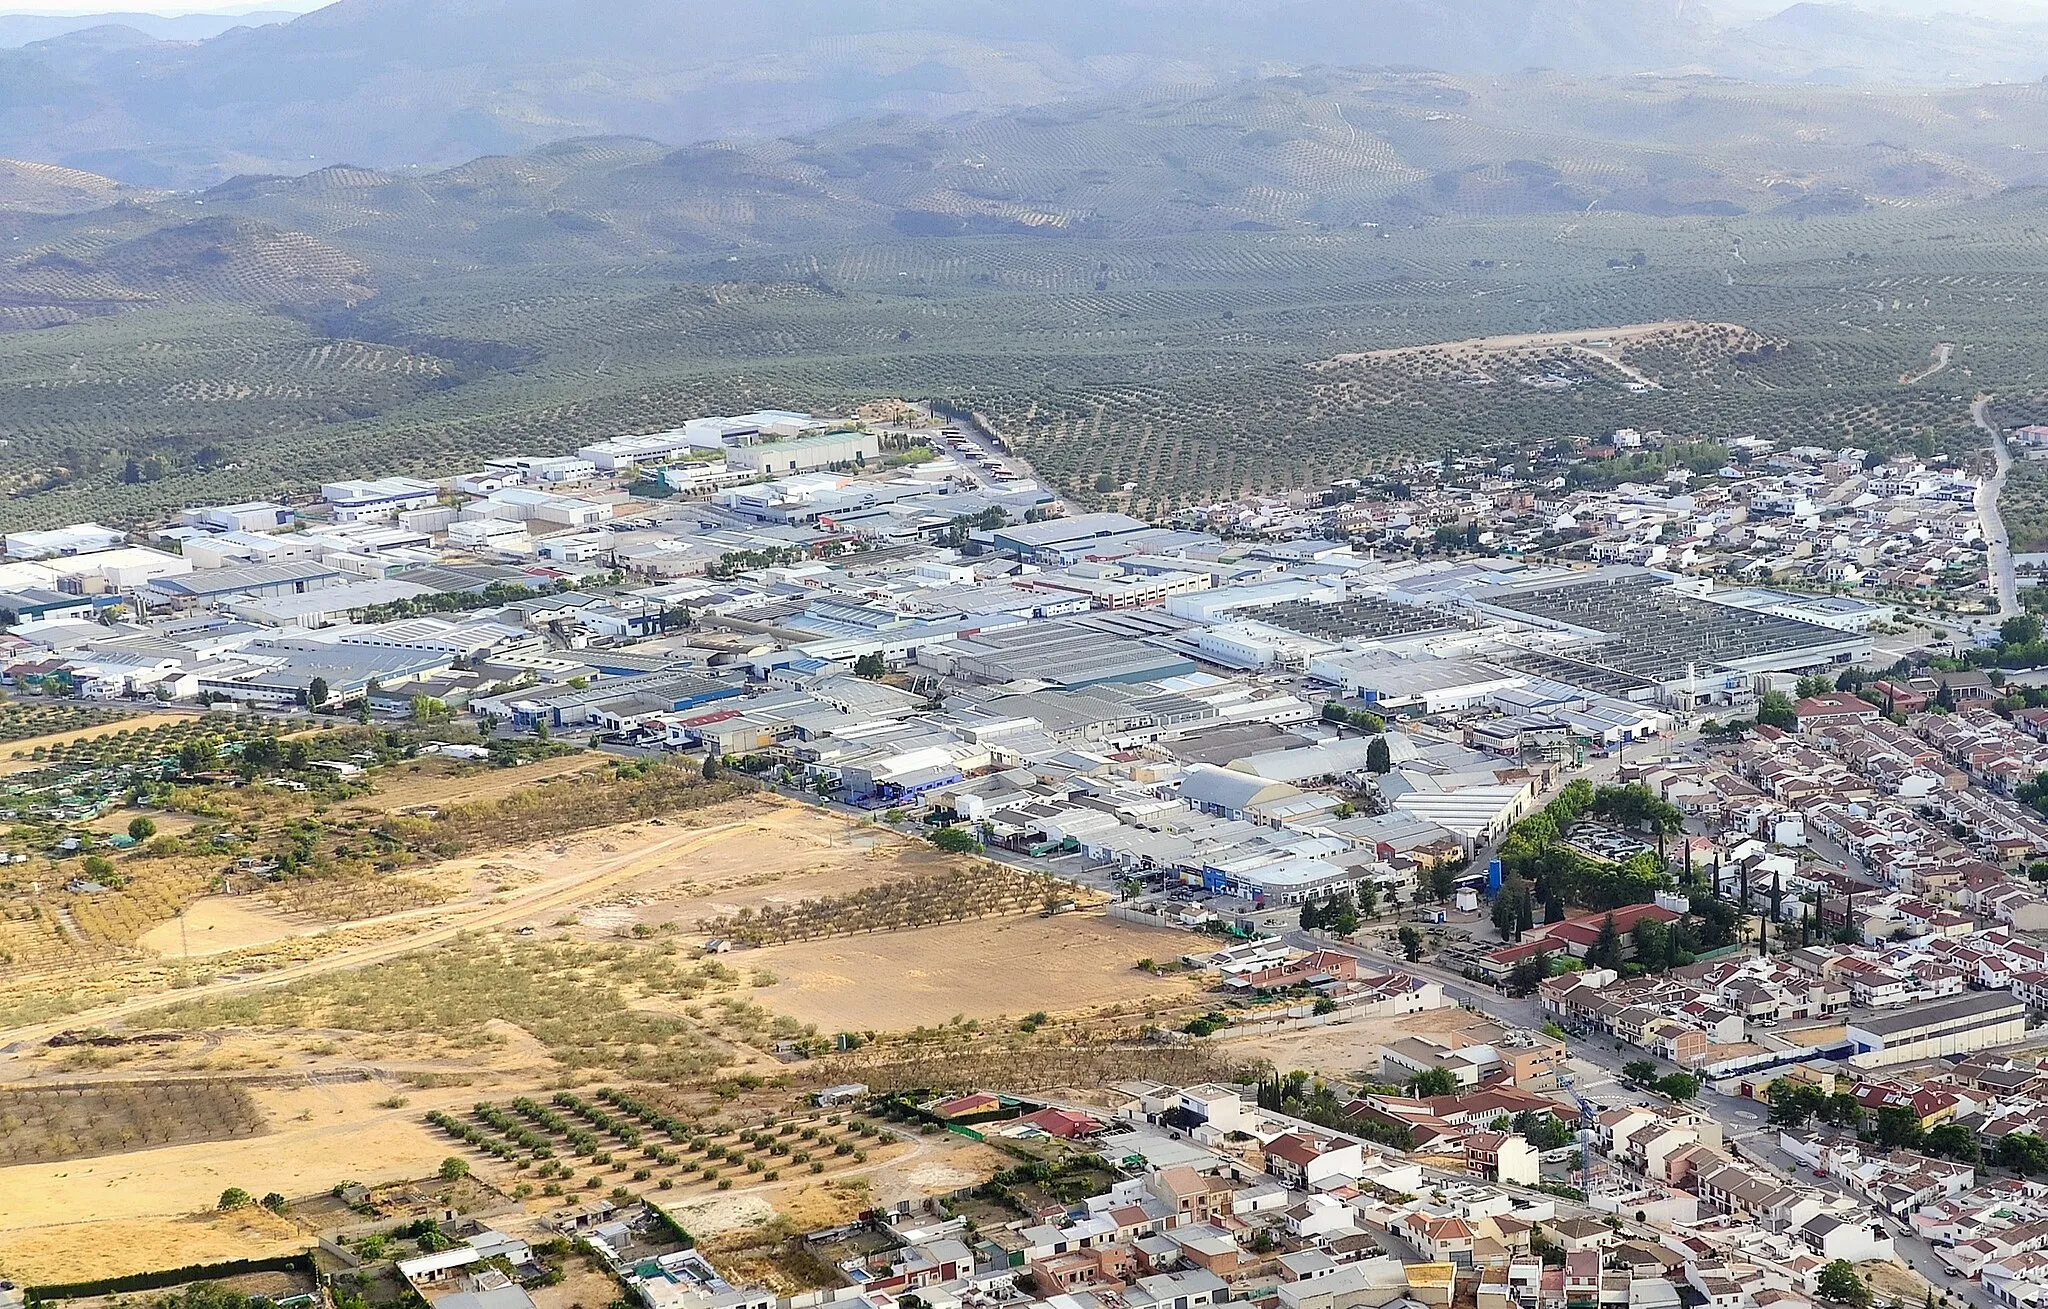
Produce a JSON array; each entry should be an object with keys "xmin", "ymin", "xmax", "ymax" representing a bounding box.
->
[
  {"xmin": 1902, "ymin": 341, "xmax": 1954, "ymax": 385},
  {"xmin": 1307, "ymin": 930, "xmax": 1998, "ymax": 1305},
  {"xmin": 1975, "ymin": 395, "xmax": 2021, "ymax": 620}
]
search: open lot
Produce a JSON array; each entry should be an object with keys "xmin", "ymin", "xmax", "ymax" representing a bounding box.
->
[
  {"xmin": 0, "ymin": 1075, "xmax": 472, "ymax": 1281},
  {"xmin": 0, "ymin": 797, "xmax": 1185, "ymax": 1278},
  {"xmin": 746, "ymin": 913, "xmax": 1199, "ymax": 1031},
  {"xmin": 1226, "ymin": 1004, "xmax": 1508, "ymax": 1080},
  {"xmin": 135, "ymin": 895, "xmax": 316, "ymax": 958},
  {"xmin": 356, "ymin": 752, "xmax": 609, "ymax": 813},
  {"xmin": 0, "ymin": 1208, "xmax": 307, "ymax": 1286}
]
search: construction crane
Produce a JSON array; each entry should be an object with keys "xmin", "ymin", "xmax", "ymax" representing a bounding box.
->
[{"xmin": 1571, "ymin": 1090, "xmax": 1598, "ymax": 1192}]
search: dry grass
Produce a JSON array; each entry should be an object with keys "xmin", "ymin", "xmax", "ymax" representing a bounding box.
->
[{"xmin": 745, "ymin": 912, "xmax": 1198, "ymax": 1031}]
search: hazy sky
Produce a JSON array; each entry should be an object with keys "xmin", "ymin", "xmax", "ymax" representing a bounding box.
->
[
  {"xmin": 1, "ymin": 0, "xmax": 2046, "ymax": 17},
  {"xmin": 0, "ymin": 0, "xmax": 325, "ymax": 13}
]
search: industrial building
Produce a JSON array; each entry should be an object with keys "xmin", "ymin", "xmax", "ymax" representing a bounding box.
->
[
  {"xmin": 1844, "ymin": 992, "xmax": 2028, "ymax": 1070},
  {"xmin": 1469, "ymin": 570, "xmax": 1871, "ymax": 706},
  {"xmin": 934, "ymin": 615, "xmax": 1198, "ymax": 690},
  {"xmin": 723, "ymin": 430, "xmax": 880, "ymax": 475},
  {"xmin": 989, "ymin": 512, "xmax": 1154, "ymax": 561},
  {"xmin": 321, "ymin": 477, "xmax": 441, "ymax": 522}
]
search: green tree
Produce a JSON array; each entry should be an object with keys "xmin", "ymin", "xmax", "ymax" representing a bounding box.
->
[
  {"xmin": 2004, "ymin": 614, "xmax": 2044, "ymax": 647},
  {"xmin": 1300, "ymin": 898, "xmax": 1324, "ymax": 931},
  {"xmin": 1656, "ymin": 1072, "xmax": 1699, "ymax": 1101},
  {"xmin": 1408, "ymin": 1066, "xmax": 1458, "ymax": 1098},
  {"xmin": 411, "ymin": 695, "xmax": 452, "ymax": 724},
  {"xmin": 1398, "ymin": 925, "xmax": 1424, "ymax": 962},
  {"xmin": 1622, "ymin": 1059, "xmax": 1660, "ymax": 1087},
  {"xmin": 1766, "ymin": 1078, "xmax": 1826, "ymax": 1128},
  {"xmin": 217, "ymin": 1186, "xmax": 253, "ymax": 1211},
  {"xmin": 439, "ymin": 1156, "xmax": 470, "ymax": 1182},
  {"xmin": 261, "ymin": 1191, "xmax": 288, "ymax": 1213},
  {"xmin": 1925, "ymin": 1122, "xmax": 1981, "ymax": 1164},
  {"xmin": 308, "ymin": 676, "xmax": 329, "ymax": 707},
  {"xmin": 1366, "ymin": 735, "xmax": 1393, "ymax": 775},
  {"xmin": 1816, "ymin": 1260, "xmax": 1869, "ymax": 1307},
  {"xmin": 1818, "ymin": 1093, "xmax": 1866, "ymax": 1131},
  {"xmin": 702, "ymin": 753, "xmax": 720, "ymax": 781},
  {"xmin": 1586, "ymin": 913, "xmax": 1623, "ymax": 969},
  {"xmin": 1999, "ymin": 1132, "xmax": 2048, "ymax": 1176},
  {"xmin": 853, "ymin": 652, "xmax": 887, "ymax": 679},
  {"xmin": 1756, "ymin": 690, "xmax": 1797, "ymax": 731},
  {"xmin": 179, "ymin": 737, "xmax": 220, "ymax": 774},
  {"xmin": 1505, "ymin": 957, "xmax": 1548, "ymax": 995},
  {"xmin": 1325, "ymin": 890, "xmax": 1361, "ymax": 936},
  {"xmin": 1871, "ymin": 1105, "xmax": 1925, "ymax": 1150},
  {"xmin": 1492, "ymin": 881, "xmax": 1522, "ymax": 941},
  {"xmin": 1632, "ymin": 918, "xmax": 1671, "ymax": 972},
  {"xmin": 930, "ymin": 827, "xmax": 981, "ymax": 854},
  {"xmin": 1518, "ymin": 1109, "xmax": 1575, "ymax": 1151},
  {"xmin": 82, "ymin": 854, "xmax": 113, "ymax": 878},
  {"xmin": 128, "ymin": 815, "xmax": 157, "ymax": 841},
  {"xmin": 1429, "ymin": 862, "xmax": 1459, "ymax": 901}
]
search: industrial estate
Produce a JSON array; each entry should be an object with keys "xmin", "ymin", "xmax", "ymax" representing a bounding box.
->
[{"xmin": 3, "ymin": 397, "xmax": 2048, "ymax": 1309}]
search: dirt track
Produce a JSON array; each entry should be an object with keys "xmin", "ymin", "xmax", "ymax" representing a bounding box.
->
[{"xmin": 0, "ymin": 806, "xmax": 781, "ymax": 1048}]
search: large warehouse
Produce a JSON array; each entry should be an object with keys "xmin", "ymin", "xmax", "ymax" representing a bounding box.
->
[
  {"xmin": 1844, "ymin": 992, "xmax": 2027, "ymax": 1070},
  {"xmin": 1467, "ymin": 568, "xmax": 1872, "ymax": 707}
]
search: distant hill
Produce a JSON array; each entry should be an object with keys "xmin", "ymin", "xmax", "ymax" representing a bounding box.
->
[
  {"xmin": 0, "ymin": 157, "xmax": 132, "ymax": 212},
  {"xmin": 0, "ymin": 9, "xmax": 300, "ymax": 48},
  {"xmin": 5, "ymin": 67, "xmax": 2047, "ymax": 328},
  {"xmin": 1, "ymin": 0, "xmax": 2046, "ymax": 189}
]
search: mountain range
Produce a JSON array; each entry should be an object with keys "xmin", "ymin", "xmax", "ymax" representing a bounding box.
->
[
  {"xmin": 0, "ymin": 9, "xmax": 302, "ymax": 48},
  {"xmin": 2, "ymin": 0, "xmax": 2047, "ymax": 189},
  {"xmin": 5, "ymin": 64, "xmax": 2046, "ymax": 337}
]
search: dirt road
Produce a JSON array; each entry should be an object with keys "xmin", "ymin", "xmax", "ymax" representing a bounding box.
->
[
  {"xmin": 1975, "ymin": 395, "xmax": 2021, "ymax": 620},
  {"xmin": 1901, "ymin": 341, "xmax": 1954, "ymax": 385},
  {"xmin": 0, "ymin": 811, "xmax": 772, "ymax": 1048}
]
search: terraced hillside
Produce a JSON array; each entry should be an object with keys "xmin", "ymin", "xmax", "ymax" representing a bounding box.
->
[{"xmin": 2, "ymin": 71, "xmax": 2047, "ymax": 523}]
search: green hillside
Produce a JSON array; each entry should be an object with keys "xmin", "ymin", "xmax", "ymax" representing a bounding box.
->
[{"xmin": 3, "ymin": 71, "xmax": 2048, "ymax": 526}]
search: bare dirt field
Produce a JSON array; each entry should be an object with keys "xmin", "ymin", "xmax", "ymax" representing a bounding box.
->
[
  {"xmin": 136, "ymin": 896, "xmax": 316, "ymax": 958},
  {"xmin": 1225, "ymin": 1004, "xmax": 1507, "ymax": 1079},
  {"xmin": 1324, "ymin": 320, "xmax": 1732, "ymax": 364},
  {"xmin": 0, "ymin": 1076, "xmax": 497, "ymax": 1275},
  {"xmin": 0, "ymin": 1207, "xmax": 305, "ymax": 1285},
  {"xmin": 530, "ymin": 1262, "xmax": 625, "ymax": 1309},
  {"xmin": 83, "ymin": 809, "xmax": 200, "ymax": 841},
  {"xmin": 745, "ymin": 912, "xmax": 1199, "ymax": 1030},
  {"xmin": 356, "ymin": 753, "xmax": 608, "ymax": 813},
  {"xmin": 528, "ymin": 808, "xmax": 944, "ymax": 938},
  {"xmin": 1861, "ymin": 1257, "xmax": 1940, "ymax": 1306},
  {"xmin": 0, "ymin": 800, "xmax": 1148, "ymax": 1279}
]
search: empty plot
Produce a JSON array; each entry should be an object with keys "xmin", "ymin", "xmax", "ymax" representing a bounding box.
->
[
  {"xmin": 135, "ymin": 896, "xmax": 314, "ymax": 959},
  {"xmin": 745, "ymin": 913, "xmax": 1199, "ymax": 1030}
]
